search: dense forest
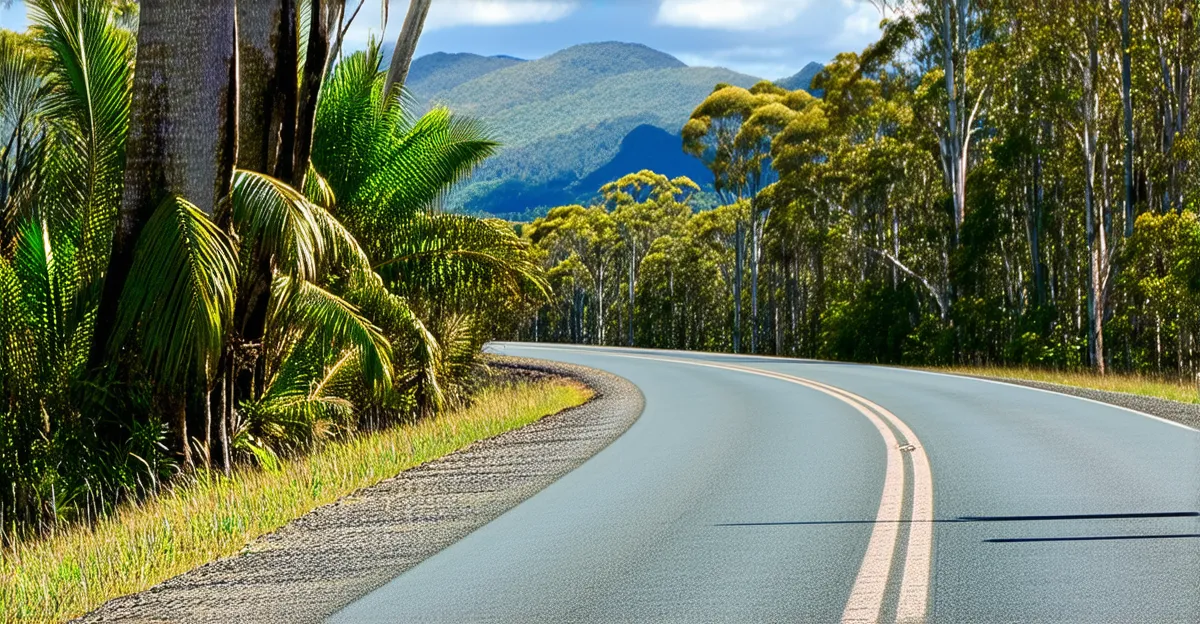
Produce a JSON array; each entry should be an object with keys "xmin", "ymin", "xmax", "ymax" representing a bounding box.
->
[
  {"xmin": 0, "ymin": 0, "xmax": 544, "ymax": 540},
  {"xmin": 522, "ymin": 0, "xmax": 1200, "ymax": 379}
]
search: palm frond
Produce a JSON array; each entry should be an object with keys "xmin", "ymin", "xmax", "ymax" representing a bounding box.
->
[
  {"xmin": 0, "ymin": 255, "xmax": 37, "ymax": 401},
  {"xmin": 0, "ymin": 36, "xmax": 50, "ymax": 245},
  {"xmin": 303, "ymin": 164, "xmax": 337, "ymax": 209},
  {"xmin": 113, "ymin": 196, "xmax": 238, "ymax": 385},
  {"xmin": 232, "ymin": 169, "xmax": 370, "ymax": 280},
  {"xmin": 312, "ymin": 48, "xmax": 496, "ymax": 249},
  {"xmin": 29, "ymin": 0, "xmax": 133, "ymax": 282},
  {"xmin": 374, "ymin": 213, "xmax": 550, "ymax": 305},
  {"xmin": 267, "ymin": 274, "xmax": 392, "ymax": 390}
]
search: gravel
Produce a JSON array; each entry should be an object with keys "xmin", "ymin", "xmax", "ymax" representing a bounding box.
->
[
  {"xmin": 77, "ymin": 357, "xmax": 643, "ymax": 624},
  {"xmin": 964, "ymin": 374, "xmax": 1200, "ymax": 431}
]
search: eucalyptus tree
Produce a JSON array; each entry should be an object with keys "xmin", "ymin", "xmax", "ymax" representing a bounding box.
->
[
  {"xmin": 528, "ymin": 204, "xmax": 619, "ymax": 344},
  {"xmin": 603, "ymin": 170, "xmax": 698, "ymax": 346},
  {"xmin": 684, "ymin": 82, "xmax": 811, "ymax": 351}
]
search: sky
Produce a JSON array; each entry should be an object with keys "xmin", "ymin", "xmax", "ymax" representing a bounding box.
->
[{"xmin": 0, "ymin": 0, "xmax": 886, "ymax": 80}]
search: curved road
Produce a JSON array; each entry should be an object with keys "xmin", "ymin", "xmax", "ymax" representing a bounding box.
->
[{"xmin": 331, "ymin": 344, "xmax": 1200, "ymax": 623}]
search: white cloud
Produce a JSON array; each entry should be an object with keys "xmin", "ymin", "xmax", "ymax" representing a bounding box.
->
[
  {"xmin": 425, "ymin": 0, "xmax": 579, "ymax": 30},
  {"xmin": 675, "ymin": 46, "xmax": 796, "ymax": 79},
  {"xmin": 832, "ymin": 0, "xmax": 884, "ymax": 49},
  {"xmin": 340, "ymin": 0, "xmax": 578, "ymax": 47},
  {"xmin": 655, "ymin": 0, "xmax": 813, "ymax": 31}
]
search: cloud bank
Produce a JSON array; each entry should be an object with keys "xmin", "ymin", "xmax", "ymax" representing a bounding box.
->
[
  {"xmin": 655, "ymin": 0, "xmax": 814, "ymax": 31},
  {"xmin": 426, "ymin": 0, "xmax": 579, "ymax": 30}
]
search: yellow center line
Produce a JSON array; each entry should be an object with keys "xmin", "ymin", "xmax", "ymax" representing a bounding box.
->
[{"xmin": 506, "ymin": 345, "xmax": 935, "ymax": 623}]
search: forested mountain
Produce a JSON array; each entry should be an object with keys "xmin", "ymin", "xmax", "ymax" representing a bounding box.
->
[
  {"xmin": 776, "ymin": 61, "xmax": 824, "ymax": 93},
  {"xmin": 405, "ymin": 42, "xmax": 767, "ymax": 216},
  {"xmin": 402, "ymin": 51, "xmax": 526, "ymax": 98}
]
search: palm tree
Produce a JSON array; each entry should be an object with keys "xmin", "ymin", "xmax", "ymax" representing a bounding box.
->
[
  {"xmin": 1, "ymin": 0, "xmax": 139, "ymax": 533},
  {"xmin": 1, "ymin": 3, "xmax": 550, "ymax": 538},
  {"xmin": 312, "ymin": 42, "xmax": 548, "ymax": 412}
]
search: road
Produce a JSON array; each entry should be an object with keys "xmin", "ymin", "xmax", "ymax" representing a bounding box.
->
[{"xmin": 331, "ymin": 344, "xmax": 1200, "ymax": 623}]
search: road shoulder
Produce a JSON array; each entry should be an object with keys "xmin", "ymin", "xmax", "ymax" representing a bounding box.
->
[
  {"xmin": 950, "ymin": 373, "xmax": 1200, "ymax": 431},
  {"xmin": 77, "ymin": 357, "xmax": 643, "ymax": 624}
]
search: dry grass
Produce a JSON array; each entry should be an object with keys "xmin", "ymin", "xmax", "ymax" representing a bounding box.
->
[
  {"xmin": 932, "ymin": 366, "xmax": 1199, "ymax": 404},
  {"xmin": 1, "ymin": 379, "xmax": 592, "ymax": 624}
]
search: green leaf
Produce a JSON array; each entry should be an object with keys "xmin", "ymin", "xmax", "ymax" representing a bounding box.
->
[{"xmin": 114, "ymin": 196, "xmax": 238, "ymax": 385}]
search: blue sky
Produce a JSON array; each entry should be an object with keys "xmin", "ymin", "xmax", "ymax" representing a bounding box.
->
[{"xmin": 0, "ymin": 1, "xmax": 886, "ymax": 80}]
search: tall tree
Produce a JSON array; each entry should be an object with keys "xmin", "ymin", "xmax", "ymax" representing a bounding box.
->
[
  {"xmin": 383, "ymin": 0, "xmax": 431, "ymax": 97},
  {"xmin": 98, "ymin": 0, "xmax": 239, "ymax": 465}
]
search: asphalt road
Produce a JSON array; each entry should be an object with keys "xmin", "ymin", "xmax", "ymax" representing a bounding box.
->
[{"xmin": 330, "ymin": 344, "xmax": 1200, "ymax": 623}]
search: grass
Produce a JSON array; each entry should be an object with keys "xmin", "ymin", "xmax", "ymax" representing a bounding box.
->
[
  {"xmin": 1, "ymin": 379, "xmax": 592, "ymax": 624},
  {"xmin": 931, "ymin": 365, "xmax": 1199, "ymax": 404}
]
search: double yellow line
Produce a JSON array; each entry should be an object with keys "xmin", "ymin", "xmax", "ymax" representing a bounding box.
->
[{"xmin": 514, "ymin": 346, "xmax": 935, "ymax": 623}]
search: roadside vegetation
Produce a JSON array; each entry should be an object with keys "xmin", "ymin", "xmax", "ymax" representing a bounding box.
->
[
  {"xmin": 518, "ymin": 0, "xmax": 1200, "ymax": 394},
  {"xmin": 1, "ymin": 378, "xmax": 591, "ymax": 624},
  {"xmin": 1, "ymin": 0, "xmax": 548, "ymax": 556},
  {"xmin": 931, "ymin": 366, "xmax": 1200, "ymax": 405}
]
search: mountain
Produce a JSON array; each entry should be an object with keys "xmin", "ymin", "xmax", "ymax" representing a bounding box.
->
[
  {"xmin": 404, "ymin": 52, "xmax": 525, "ymax": 98},
  {"xmin": 572, "ymin": 124, "xmax": 715, "ymax": 195},
  {"xmin": 777, "ymin": 61, "xmax": 825, "ymax": 94},
  {"xmin": 407, "ymin": 42, "xmax": 809, "ymax": 217}
]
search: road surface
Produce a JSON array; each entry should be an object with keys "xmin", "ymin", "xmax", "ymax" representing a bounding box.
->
[{"xmin": 331, "ymin": 344, "xmax": 1200, "ymax": 623}]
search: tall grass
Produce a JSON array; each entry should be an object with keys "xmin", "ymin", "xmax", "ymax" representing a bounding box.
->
[
  {"xmin": 934, "ymin": 366, "xmax": 1199, "ymax": 404},
  {"xmin": 1, "ymin": 379, "xmax": 592, "ymax": 624}
]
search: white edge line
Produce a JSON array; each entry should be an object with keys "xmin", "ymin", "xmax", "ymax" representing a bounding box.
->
[
  {"xmin": 493, "ymin": 343, "xmax": 1200, "ymax": 434},
  {"xmin": 497, "ymin": 343, "xmax": 927, "ymax": 622}
]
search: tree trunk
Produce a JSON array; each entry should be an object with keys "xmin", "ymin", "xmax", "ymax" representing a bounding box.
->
[
  {"xmin": 733, "ymin": 220, "xmax": 743, "ymax": 353},
  {"xmin": 94, "ymin": 0, "xmax": 239, "ymax": 370},
  {"xmin": 237, "ymin": 0, "xmax": 293, "ymax": 175},
  {"xmin": 941, "ymin": 0, "xmax": 965, "ymax": 237},
  {"xmin": 384, "ymin": 0, "xmax": 432, "ymax": 98},
  {"xmin": 1120, "ymin": 0, "xmax": 1135, "ymax": 237},
  {"xmin": 750, "ymin": 214, "xmax": 760, "ymax": 354},
  {"xmin": 628, "ymin": 249, "xmax": 635, "ymax": 346},
  {"xmin": 94, "ymin": 0, "xmax": 238, "ymax": 463},
  {"xmin": 291, "ymin": 0, "xmax": 333, "ymax": 188},
  {"xmin": 1081, "ymin": 22, "xmax": 1105, "ymax": 374}
]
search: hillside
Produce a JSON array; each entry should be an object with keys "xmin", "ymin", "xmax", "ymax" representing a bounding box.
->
[
  {"xmin": 431, "ymin": 42, "xmax": 686, "ymax": 118},
  {"xmin": 407, "ymin": 42, "xmax": 805, "ymax": 217},
  {"xmin": 573, "ymin": 124, "xmax": 715, "ymax": 194},
  {"xmin": 777, "ymin": 61, "xmax": 825, "ymax": 93},
  {"xmin": 404, "ymin": 52, "xmax": 525, "ymax": 98}
]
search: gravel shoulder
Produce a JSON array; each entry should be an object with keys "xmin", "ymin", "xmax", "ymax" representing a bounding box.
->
[
  {"xmin": 955, "ymin": 373, "xmax": 1200, "ymax": 431},
  {"xmin": 78, "ymin": 357, "xmax": 643, "ymax": 624}
]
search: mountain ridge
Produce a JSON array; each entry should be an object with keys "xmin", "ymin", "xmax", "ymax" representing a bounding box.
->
[{"xmin": 404, "ymin": 42, "xmax": 814, "ymax": 217}]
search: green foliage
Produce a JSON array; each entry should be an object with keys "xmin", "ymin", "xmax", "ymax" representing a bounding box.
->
[
  {"xmin": 820, "ymin": 282, "xmax": 918, "ymax": 363},
  {"xmin": 522, "ymin": 0, "xmax": 1200, "ymax": 383},
  {"xmin": 2, "ymin": 11, "xmax": 547, "ymax": 544},
  {"xmin": 114, "ymin": 197, "xmax": 238, "ymax": 385}
]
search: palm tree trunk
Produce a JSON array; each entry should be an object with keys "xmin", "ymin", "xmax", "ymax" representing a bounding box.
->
[
  {"xmin": 291, "ymin": 0, "xmax": 333, "ymax": 188},
  {"xmin": 237, "ymin": 0, "xmax": 293, "ymax": 174},
  {"xmin": 384, "ymin": 0, "xmax": 432, "ymax": 98},
  {"xmin": 94, "ymin": 0, "xmax": 238, "ymax": 458}
]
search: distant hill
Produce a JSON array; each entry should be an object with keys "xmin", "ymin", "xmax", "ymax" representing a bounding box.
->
[
  {"xmin": 404, "ymin": 52, "xmax": 525, "ymax": 98},
  {"xmin": 404, "ymin": 42, "xmax": 815, "ymax": 217},
  {"xmin": 777, "ymin": 61, "xmax": 824, "ymax": 94},
  {"xmin": 573, "ymin": 124, "xmax": 715, "ymax": 194}
]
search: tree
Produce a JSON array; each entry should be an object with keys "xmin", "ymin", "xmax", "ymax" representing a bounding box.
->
[
  {"xmin": 603, "ymin": 170, "xmax": 698, "ymax": 346},
  {"xmin": 384, "ymin": 0, "xmax": 432, "ymax": 97}
]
